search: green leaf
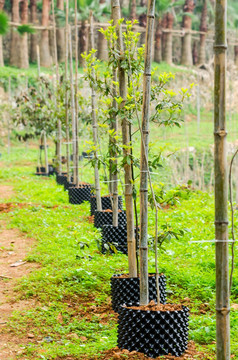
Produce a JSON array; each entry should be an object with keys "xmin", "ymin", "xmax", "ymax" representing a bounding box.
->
[{"xmin": 0, "ymin": 11, "xmax": 9, "ymax": 36}]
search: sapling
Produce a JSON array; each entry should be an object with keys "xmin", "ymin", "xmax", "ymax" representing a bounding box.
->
[
  {"xmin": 65, "ymin": 0, "xmax": 70, "ymax": 182},
  {"xmin": 74, "ymin": 0, "xmax": 79, "ymax": 187}
]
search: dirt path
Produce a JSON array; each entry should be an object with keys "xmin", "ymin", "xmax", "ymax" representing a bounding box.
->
[{"xmin": 0, "ymin": 185, "xmax": 38, "ymax": 359}]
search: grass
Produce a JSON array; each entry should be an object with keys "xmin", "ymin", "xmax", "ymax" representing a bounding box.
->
[{"xmin": 0, "ymin": 144, "xmax": 237, "ymax": 359}]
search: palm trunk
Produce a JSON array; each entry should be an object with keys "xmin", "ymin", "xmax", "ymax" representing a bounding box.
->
[
  {"xmin": 89, "ymin": 13, "xmax": 102, "ymax": 211},
  {"xmin": 192, "ymin": 41, "xmax": 198, "ymax": 65},
  {"xmin": 181, "ymin": 0, "xmax": 194, "ymax": 66},
  {"xmin": 30, "ymin": 0, "xmax": 37, "ymax": 62},
  {"xmin": 198, "ymin": 0, "xmax": 207, "ymax": 65},
  {"xmin": 154, "ymin": 19, "xmax": 162, "ymax": 63},
  {"xmin": 78, "ymin": 20, "xmax": 88, "ymax": 67},
  {"xmin": 112, "ymin": 0, "xmax": 137, "ymax": 277},
  {"xmin": 161, "ymin": 14, "xmax": 167, "ymax": 61},
  {"xmin": 56, "ymin": 0, "xmax": 65, "ymax": 63},
  {"xmin": 19, "ymin": 0, "xmax": 29, "ymax": 69},
  {"xmin": 97, "ymin": 28, "xmax": 108, "ymax": 61},
  {"xmin": 234, "ymin": 46, "xmax": 238, "ymax": 67},
  {"xmin": 163, "ymin": 12, "xmax": 174, "ymax": 65},
  {"xmin": 65, "ymin": 0, "xmax": 70, "ymax": 182},
  {"xmin": 140, "ymin": 0, "xmax": 155, "ymax": 306},
  {"xmin": 214, "ymin": 0, "xmax": 230, "ymax": 358},
  {"xmin": 10, "ymin": 0, "xmax": 20, "ymax": 66},
  {"xmin": 40, "ymin": 0, "xmax": 52, "ymax": 67},
  {"xmin": 130, "ymin": 0, "xmax": 136, "ymax": 20}
]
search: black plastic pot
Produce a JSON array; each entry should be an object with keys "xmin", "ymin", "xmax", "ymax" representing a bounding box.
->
[
  {"xmin": 94, "ymin": 210, "xmax": 127, "ymax": 229},
  {"xmin": 56, "ymin": 173, "xmax": 68, "ymax": 185},
  {"xmin": 117, "ymin": 304, "xmax": 189, "ymax": 358},
  {"xmin": 68, "ymin": 185, "xmax": 92, "ymax": 205},
  {"xmin": 64, "ymin": 177, "xmax": 74, "ymax": 191},
  {"xmin": 90, "ymin": 195, "xmax": 123, "ymax": 216},
  {"xmin": 100, "ymin": 225, "xmax": 127, "ymax": 254},
  {"xmin": 111, "ymin": 273, "xmax": 167, "ymax": 313}
]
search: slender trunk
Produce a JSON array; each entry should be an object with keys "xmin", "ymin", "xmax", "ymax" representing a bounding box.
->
[
  {"xmin": 197, "ymin": 82, "xmax": 200, "ymax": 135},
  {"xmin": 89, "ymin": 13, "xmax": 102, "ymax": 211},
  {"xmin": 192, "ymin": 41, "xmax": 198, "ymax": 65},
  {"xmin": 214, "ymin": 0, "xmax": 230, "ymax": 358},
  {"xmin": 10, "ymin": 0, "xmax": 20, "ymax": 66},
  {"xmin": 140, "ymin": 0, "xmax": 155, "ymax": 306},
  {"xmin": 198, "ymin": 0, "xmax": 207, "ymax": 65},
  {"xmin": 112, "ymin": 70, "xmax": 118, "ymax": 226},
  {"xmin": 181, "ymin": 0, "xmax": 194, "ymax": 66},
  {"xmin": 40, "ymin": 0, "xmax": 52, "ymax": 67},
  {"xmin": 139, "ymin": 0, "xmax": 147, "ymax": 47},
  {"xmin": 7, "ymin": 76, "xmax": 11, "ymax": 154},
  {"xmin": 164, "ymin": 12, "xmax": 174, "ymax": 65},
  {"xmin": 97, "ymin": 27, "xmax": 108, "ymax": 61},
  {"xmin": 19, "ymin": 0, "xmax": 29, "ymax": 69},
  {"xmin": 78, "ymin": 20, "xmax": 88, "ymax": 67},
  {"xmin": 56, "ymin": 0, "xmax": 65, "ymax": 63},
  {"xmin": 65, "ymin": 0, "xmax": 70, "ymax": 182},
  {"xmin": 69, "ymin": 27, "xmax": 76, "ymax": 183},
  {"xmin": 30, "ymin": 0, "xmax": 37, "ymax": 62},
  {"xmin": 74, "ymin": 0, "xmax": 79, "ymax": 186},
  {"xmin": 0, "ymin": 0, "xmax": 5, "ymax": 66},
  {"xmin": 43, "ymin": 131, "xmax": 48, "ymax": 174},
  {"xmin": 112, "ymin": 0, "xmax": 137, "ymax": 277},
  {"xmin": 154, "ymin": 19, "xmax": 162, "ymax": 63},
  {"xmin": 161, "ymin": 14, "xmax": 167, "ymax": 61}
]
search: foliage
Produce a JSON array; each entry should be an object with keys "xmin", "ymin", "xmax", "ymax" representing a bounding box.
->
[
  {"xmin": 17, "ymin": 24, "xmax": 36, "ymax": 35},
  {"xmin": 0, "ymin": 11, "xmax": 9, "ymax": 35}
]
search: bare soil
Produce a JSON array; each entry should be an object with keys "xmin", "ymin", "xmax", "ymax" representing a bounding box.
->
[{"xmin": 0, "ymin": 185, "xmax": 15, "ymax": 200}]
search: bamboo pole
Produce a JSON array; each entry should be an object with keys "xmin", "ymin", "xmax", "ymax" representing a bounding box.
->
[
  {"xmin": 43, "ymin": 130, "xmax": 48, "ymax": 174},
  {"xmin": 112, "ymin": 69, "xmax": 118, "ymax": 226},
  {"xmin": 52, "ymin": 0, "xmax": 61, "ymax": 175},
  {"xmin": 69, "ymin": 27, "xmax": 76, "ymax": 183},
  {"xmin": 111, "ymin": 0, "xmax": 137, "ymax": 277},
  {"xmin": 36, "ymin": 45, "xmax": 40, "ymax": 77},
  {"xmin": 139, "ymin": 0, "xmax": 155, "ymax": 305},
  {"xmin": 7, "ymin": 77, "xmax": 11, "ymax": 155},
  {"xmin": 214, "ymin": 0, "xmax": 230, "ymax": 358},
  {"xmin": 65, "ymin": 0, "xmax": 70, "ymax": 182},
  {"xmin": 89, "ymin": 12, "xmax": 102, "ymax": 212},
  {"xmin": 74, "ymin": 0, "xmax": 79, "ymax": 187}
]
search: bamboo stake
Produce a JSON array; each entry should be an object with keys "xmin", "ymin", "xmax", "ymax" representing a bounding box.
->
[
  {"xmin": 7, "ymin": 77, "xmax": 11, "ymax": 155},
  {"xmin": 139, "ymin": 0, "xmax": 155, "ymax": 305},
  {"xmin": 43, "ymin": 130, "xmax": 48, "ymax": 174},
  {"xmin": 197, "ymin": 82, "xmax": 200, "ymax": 135},
  {"xmin": 52, "ymin": 0, "xmax": 61, "ymax": 175},
  {"xmin": 65, "ymin": 0, "xmax": 70, "ymax": 182},
  {"xmin": 111, "ymin": 0, "xmax": 137, "ymax": 277},
  {"xmin": 214, "ymin": 0, "xmax": 230, "ymax": 358},
  {"xmin": 89, "ymin": 12, "xmax": 102, "ymax": 212},
  {"xmin": 69, "ymin": 27, "xmax": 76, "ymax": 183},
  {"xmin": 112, "ymin": 69, "xmax": 119, "ymax": 226},
  {"xmin": 74, "ymin": 0, "xmax": 79, "ymax": 187},
  {"xmin": 36, "ymin": 45, "xmax": 40, "ymax": 77}
]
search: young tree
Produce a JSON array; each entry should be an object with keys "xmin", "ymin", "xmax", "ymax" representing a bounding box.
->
[
  {"xmin": 40, "ymin": 0, "xmax": 52, "ymax": 67},
  {"xmin": 181, "ymin": 0, "xmax": 195, "ymax": 66},
  {"xmin": 10, "ymin": 0, "xmax": 20, "ymax": 66}
]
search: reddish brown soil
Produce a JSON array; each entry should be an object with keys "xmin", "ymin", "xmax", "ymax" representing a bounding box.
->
[
  {"xmin": 114, "ymin": 273, "xmax": 163, "ymax": 279},
  {"xmin": 0, "ymin": 185, "xmax": 14, "ymax": 199},
  {"xmin": 127, "ymin": 301, "xmax": 183, "ymax": 312},
  {"xmin": 87, "ymin": 215, "xmax": 95, "ymax": 223}
]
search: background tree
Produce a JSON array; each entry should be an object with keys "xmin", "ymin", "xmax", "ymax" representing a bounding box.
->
[
  {"xmin": 30, "ymin": 0, "xmax": 37, "ymax": 62},
  {"xmin": 40, "ymin": 0, "xmax": 52, "ymax": 67},
  {"xmin": 181, "ymin": 0, "xmax": 195, "ymax": 66},
  {"xmin": 18, "ymin": 0, "xmax": 29, "ymax": 69},
  {"xmin": 198, "ymin": 0, "xmax": 207, "ymax": 64},
  {"xmin": 56, "ymin": 0, "xmax": 65, "ymax": 63},
  {"xmin": 0, "ymin": 6, "xmax": 8, "ymax": 66},
  {"xmin": 10, "ymin": 0, "xmax": 20, "ymax": 66}
]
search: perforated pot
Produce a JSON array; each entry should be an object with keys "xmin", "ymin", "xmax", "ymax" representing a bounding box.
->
[
  {"xmin": 90, "ymin": 195, "xmax": 123, "ymax": 216},
  {"xmin": 64, "ymin": 177, "xmax": 74, "ymax": 191},
  {"xmin": 56, "ymin": 173, "xmax": 68, "ymax": 185},
  {"xmin": 111, "ymin": 273, "xmax": 166, "ymax": 313},
  {"xmin": 68, "ymin": 185, "xmax": 92, "ymax": 204},
  {"xmin": 117, "ymin": 304, "xmax": 189, "ymax": 358},
  {"xmin": 94, "ymin": 210, "xmax": 126, "ymax": 229}
]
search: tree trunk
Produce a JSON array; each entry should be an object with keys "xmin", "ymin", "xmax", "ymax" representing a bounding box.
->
[
  {"xmin": 198, "ymin": 0, "xmax": 207, "ymax": 65},
  {"xmin": 19, "ymin": 0, "xmax": 29, "ymax": 69},
  {"xmin": 154, "ymin": 19, "xmax": 162, "ymax": 63},
  {"xmin": 65, "ymin": 0, "xmax": 70, "ymax": 182},
  {"xmin": 214, "ymin": 0, "xmax": 230, "ymax": 358},
  {"xmin": 78, "ymin": 21, "xmax": 88, "ymax": 67},
  {"xmin": 112, "ymin": 0, "xmax": 137, "ymax": 278},
  {"xmin": 40, "ymin": 0, "xmax": 52, "ymax": 67},
  {"xmin": 74, "ymin": 0, "xmax": 79, "ymax": 186},
  {"xmin": 181, "ymin": 0, "xmax": 194, "ymax": 66},
  {"xmin": 0, "ymin": 0, "xmax": 5, "ymax": 66},
  {"xmin": 161, "ymin": 14, "xmax": 167, "ymax": 61},
  {"xmin": 163, "ymin": 12, "xmax": 174, "ymax": 65},
  {"xmin": 192, "ymin": 41, "xmax": 198, "ymax": 65},
  {"xmin": 30, "ymin": 0, "xmax": 37, "ymax": 62},
  {"xmin": 130, "ymin": 0, "xmax": 136, "ymax": 20},
  {"xmin": 140, "ymin": 0, "xmax": 155, "ymax": 306},
  {"xmin": 10, "ymin": 0, "xmax": 20, "ymax": 66},
  {"xmin": 139, "ymin": 0, "xmax": 147, "ymax": 47},
  {"xmin": 56, "ymin": 0, "xmax": 65, "ymax": 63},
  {"xmin": 97, "ymin": 27, "xmax": 108, "ymax": 61},
  {"xmin": 234, "ymin": 46, "xmax": 238, "ymax": 67}
]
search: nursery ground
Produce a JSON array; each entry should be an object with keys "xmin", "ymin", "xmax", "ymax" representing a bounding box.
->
[{"xmin": 0, "ymin": 145, "xmax": 237, "ymax": 360}]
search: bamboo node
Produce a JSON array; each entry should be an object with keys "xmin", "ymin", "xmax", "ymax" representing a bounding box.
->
[
  {"xmin": 214, "ymin": 44, "xmax": 228, "ymax": 50},
  {"xmin": 216, "ymin": 307, "xmax": 230, "ymax": 315},
  {"xmin": 214, "ymin": 130, "xmax": 227, "ymax": 137},
  {"xmin": 140, "ymin": 189, "xmax": 148, "ymax": 192},
  {"xmin": 214, "ymin": 220, "xmax": 229, "ymax": 225},
  {"xmin": 139, "ymin": 246, "xmax": 148, "ymax": 250}
]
